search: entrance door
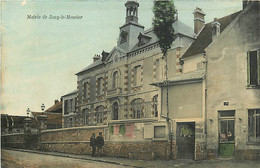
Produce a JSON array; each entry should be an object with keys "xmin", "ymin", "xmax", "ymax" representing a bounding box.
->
[
  {"xmin": 177, "ymin": 122, "xmax": 195, "ymax": 159},
  {"xmin": 218, "ymin": 111, "xmax": 235, "ymax": 158}
]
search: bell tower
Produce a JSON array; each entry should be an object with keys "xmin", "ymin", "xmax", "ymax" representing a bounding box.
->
[
  {"xmin": 125, "ymin": 0, "xmax": 139, "ymax": 23},
  {"xmin": 117, "ymin": 0, "xmax": 144, "ymax": 52}
]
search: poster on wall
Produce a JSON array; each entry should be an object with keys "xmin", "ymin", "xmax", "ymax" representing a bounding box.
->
[{"xmin": 125, "ymin": 123, "xmax": 135, "ymax": 138}]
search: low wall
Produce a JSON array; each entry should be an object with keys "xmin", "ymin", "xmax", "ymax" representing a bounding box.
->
[
  {"xmin": 1, "ymin": 133, "xmax": 38, "ymax": 149},
  {"xmin": 39, "ymin": 125, "xmax": 171, "ymax": 160}
]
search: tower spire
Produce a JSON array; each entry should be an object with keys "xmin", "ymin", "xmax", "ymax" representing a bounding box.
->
[{"xmin": 125, "ymin": 0, "xmax": 139, "ymax": 23}]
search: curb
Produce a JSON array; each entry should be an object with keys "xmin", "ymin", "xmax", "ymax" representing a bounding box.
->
[{"xmin": 3, "ymin": 148, "xmax": 143, "ymax": 168}]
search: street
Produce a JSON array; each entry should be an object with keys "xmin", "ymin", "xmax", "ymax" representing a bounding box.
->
[
  {"xmin": 1, "ymin": 149, "xmax": 127, "ymax": 168},
  {"xmin": 1, "ymin": 149, "xmax": 260, "ymax": 168}
]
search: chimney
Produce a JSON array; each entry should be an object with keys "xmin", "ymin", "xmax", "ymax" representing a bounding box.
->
[
  {"xmin": 93, "ymin": 55, "xmax": 101, "ymax": 62},
  {"xmin": 55, "ymin": 99, "xmax": 59, "ymax": 104},
  {"xmin": 193, "ymin": 7, "xmax": 206, "ymax": 35},
  {"xmin": 211, "ymin": 18, "xmax": 221, "ymax": 41}
]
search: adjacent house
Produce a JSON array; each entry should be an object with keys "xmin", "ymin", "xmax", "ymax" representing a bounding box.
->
[
  {"xmin": 1, "ymin": 114, "xmax": 38, "ymax": 134},
  {"xmin": 61, "ymin": 90, "xmax": 77, "ymax": 128},
  {"xmin": 31, "ymin": 100, "xmax": 62, "ymax": 130},
  {"xmin": 153, "ymin": 0, "xmax": 260, "ymax": 160}
]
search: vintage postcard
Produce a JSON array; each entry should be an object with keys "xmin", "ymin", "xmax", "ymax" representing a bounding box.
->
[{"xmin": 1, "ymin": 0, "xmax": 260, "ymax": 167}]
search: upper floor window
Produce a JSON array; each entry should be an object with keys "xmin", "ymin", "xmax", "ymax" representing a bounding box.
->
[
  {"xmin": 155, "ymin": 59, "xmax": 161, "ymax": 80},
  {"xmin": 247, "ymin": 50, "xmax": 260, "ymax": 86},
  {"xmin": 112, "ymin": 71, "xmax": 119, "ymax": 89},
  {"xmin": 248, "ymin": 109, "xmax": 260, "ymax": 143},
  {"xmin": 134, "ymin": 65, "xmax": 141, "ymax": 86},
  {"xmin": 97, "ymin": 78, "xmax": 103, "ymax": 95},
  {"xmin": 64, "ymin": 100, "xmax": 69, "ymax": 115},
  {"xmin": 83, "ymin": 82, "xmax": 88, "ymax": 98}
]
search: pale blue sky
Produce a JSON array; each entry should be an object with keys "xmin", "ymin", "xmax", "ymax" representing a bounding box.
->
[{"xmin": 1, "ymin": 0, "xmax": 242, "ymax": 116}]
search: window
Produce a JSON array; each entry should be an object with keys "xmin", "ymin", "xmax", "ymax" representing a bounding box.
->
[
  {"xmin": 248, "ymin": 109, "xmax": 260, "ymax": 143},
  {"xmin": 247, "ymin": 50, "xmax": 260, "ymax": 86},
  {"xmin": 112, "ymin": 102, "xmax": 119, "ymax": 120},
  {"xmin": 134, "ymin": 65, "xmax": 141, "ymax": 86},
  {"xmin": 95, "ymin": 106, "xmax": 104, "ymax": 124},
  {"xmin": 64, "ymin": 100, "xmax": 69, "ymax": 115},
  {"xmin": 120, "ymin": 31, "xmax": 128, "ymax": 43},
  {"xmin": 112, "ymin": 71, "xmax": 119, "ymax": 89},
  {"xmin": 218, "ymin": 111, "xmax": 235, "ymax": 143},
  {"xmin": 97, "ymin": 78, "xmax": 103, "ymax": 95},
  {"xmin": 83, "ymin": 82, "xmax": 88, "ymax": 98},
  {"xmin": 83, "ymin": 108, "xmax": 90, "ymax": 125},
  {"xmin": 155, "ymin": 59, "xmax": 160, "ymax": 80},
  {"xmin": 131, "ymin": 98, "xmax": 143, "ymax": 119},
  {"xmin": 153, "ymin": 95, "xmax": 158, "ymax": 117},
  {"xmin": 154, "ymin": 126, "xmax": 166, "ymax": 138},
  {"xmin": 69, "ymin": 118, "xmax": 73, "ymax": 127}
]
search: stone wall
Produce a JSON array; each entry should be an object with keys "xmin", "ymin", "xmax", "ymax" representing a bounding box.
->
[
  {"xmin": 1, "ymin": 133, "xmax": 25, "ymax": 148},
  {"xmin": 1, "ymin": 133, "xmax": 38, "ymax": 149},
  {"xmin": 39, "ymin": 125, "xmax": 171, "ymax": 160}
]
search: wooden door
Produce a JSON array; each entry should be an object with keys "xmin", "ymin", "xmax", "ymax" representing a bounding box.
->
[{"xmin": 177, "ymin": 122, "xmax": 195, "ymax": 159}]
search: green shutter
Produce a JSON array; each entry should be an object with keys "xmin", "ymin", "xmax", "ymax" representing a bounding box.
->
[{"xmin": 247, "ymin": 51, "xmax": 250, "ymax": 86}]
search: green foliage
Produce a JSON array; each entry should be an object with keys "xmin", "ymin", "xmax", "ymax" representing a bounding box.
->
[{"xmin": 153, "ymin": 0, "xmax": 176, "ymax": 55}]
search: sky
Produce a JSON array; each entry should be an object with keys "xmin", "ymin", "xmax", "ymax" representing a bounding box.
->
[{"xmin": 1, "ymin": 0, "xmax": 242, "ymax": 116}]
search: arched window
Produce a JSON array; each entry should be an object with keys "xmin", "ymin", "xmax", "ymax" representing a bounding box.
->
[
  {"xmin": 153, "ymin": 95, "xmax": 158, "ymax": 117},
  {"xmin": 112, "ymin": 71, "xmax": 119, "ymax": 89},
  {"xmin": 95, "ymin": 106, "xmax": 104, "ymax": 124},
  {"xmin": 112, "ymin": 102, "xmax": 119, "ymax": 120},
  {"xmin": 131, "ymin": 98, "xmax": 143, "ymax": 119}
]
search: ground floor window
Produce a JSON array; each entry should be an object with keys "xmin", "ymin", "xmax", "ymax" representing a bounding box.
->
[
  {"xmin": 154, "ymin": 126, "xmax": 166, "ymax": 138},
  {"xmin": 248, "ymin": 109, "xmax": 260, "ymax": 143},
  {"xmin": 95, "ymin": 106, "xmax": 104, "ymax": 124}
]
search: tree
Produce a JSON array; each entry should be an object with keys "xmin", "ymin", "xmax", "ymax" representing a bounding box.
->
[
  {"xmin": 153, "ymin": 0, "xmax": 176, "ymax": 56},
  {"xmin": 153, "ymin": 0, "xmax": 176, "ymax": 159}
]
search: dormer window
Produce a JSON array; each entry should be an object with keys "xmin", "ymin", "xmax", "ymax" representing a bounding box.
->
[
  {"xmin": 138, "ymin": 34, "xmax": 145, "ymax": 46},
  {"xmin": 137, "ymin": 33, "xmax": 151, "ymax": 47},
  {"xmin": 120, "ymin": 30, "xmax": 128, "ymax": 43}
]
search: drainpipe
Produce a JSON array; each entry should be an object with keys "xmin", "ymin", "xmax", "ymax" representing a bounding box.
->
[
  {"xmin": 203, "ymin": 51, "xmax": 208, "ymax": 158},
  {"xmin": 164, "ymin": 51, "xmax": 173, "ymax": 159}
]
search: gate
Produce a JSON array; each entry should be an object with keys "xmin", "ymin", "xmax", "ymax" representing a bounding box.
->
[{"xmin": 177, "ymin": 122, "xmax": 195, "ymax": 159}]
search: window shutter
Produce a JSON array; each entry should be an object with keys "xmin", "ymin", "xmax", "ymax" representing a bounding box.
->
[{"xmin": 247, "ymin": 51, "xmax": 250, "ymax": 86}]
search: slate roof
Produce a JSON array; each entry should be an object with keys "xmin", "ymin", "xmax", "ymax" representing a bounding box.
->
[
  {"xmin": 45, "ymin": 101, "xmax": 62, "ymax": 113},
  {"xmin": 62, "ymin": 90, "xmax": 77, "ymax": 97},
  {"xmin": 182, "ymin": 11, "xmax": 241, "ymax": 58},
  {"xmin": 151, "ymin": 69, "xmax": 205, "ymax": 86},
  {"xmin": 31, "ymin": 112, "xmax": 62, "ymax": 125},
  {"xmin": 131, "ymin": 20, "xmax": 194, "ymax": 52},
  {"xmin": 76, "ymin": 59, "xmax": 103, "ymax": 75}
]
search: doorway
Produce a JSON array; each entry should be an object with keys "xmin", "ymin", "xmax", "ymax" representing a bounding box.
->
[
  {"xmin": 177, "ymin": 122, "xmax": 195, "ymax": 159},
  {"xmin": 218, "ymin": 110, "xmax": 235, "ymax": 158}
]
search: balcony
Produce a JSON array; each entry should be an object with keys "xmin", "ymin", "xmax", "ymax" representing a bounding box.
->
[
  {"xmin": 106, "ymin": 101, "xmax": 159, "ymax": 123},
  {"xmin": 107, "ymin": 87, "xmax": 122, "ymax": 98}
]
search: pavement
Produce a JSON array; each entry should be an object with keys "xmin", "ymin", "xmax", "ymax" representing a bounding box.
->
[{"xmin": 2, "ymin": 148, "xmax": 260, "ymax": 168}]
